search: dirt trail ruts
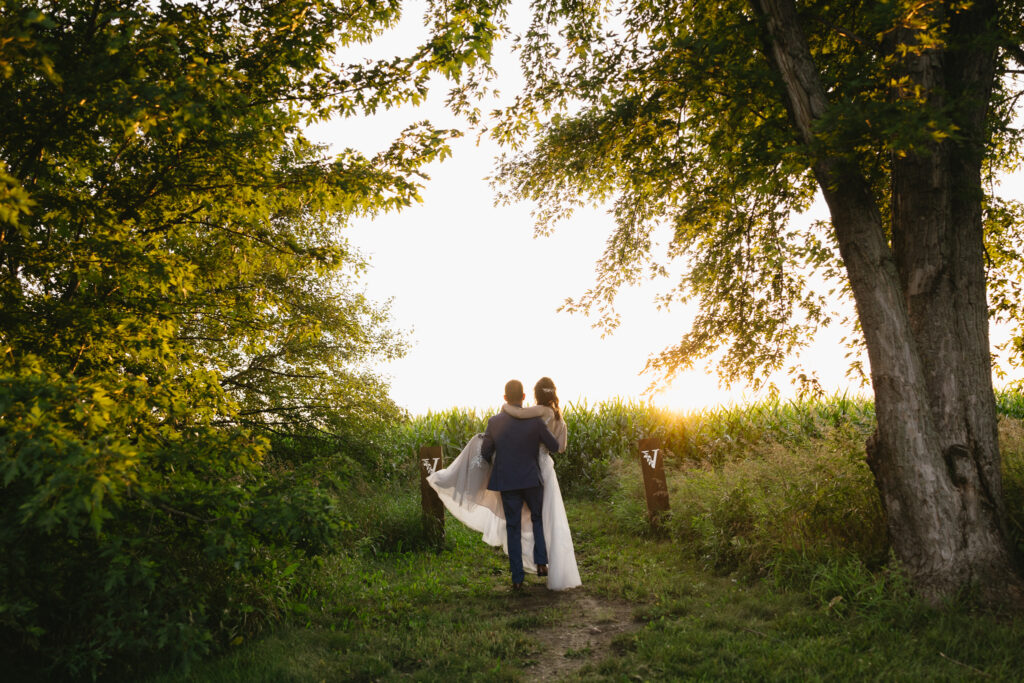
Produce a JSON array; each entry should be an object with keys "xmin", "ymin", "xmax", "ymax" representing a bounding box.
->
[{"xmin": 503, "ymin": 584, "xmax": 640, "ymax": 681}]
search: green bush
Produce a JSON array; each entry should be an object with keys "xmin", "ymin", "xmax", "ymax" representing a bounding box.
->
[
  {"xmin": 0, "ymin": 365, "xmax": 366, "ymax": 680},
  {"xmin": 657, "ymin": 433, "xmax": 889, "ymax": 577}
]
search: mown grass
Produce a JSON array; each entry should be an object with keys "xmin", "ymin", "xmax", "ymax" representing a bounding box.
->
[{"xmin": 150, "ymin": 392, "xmax": 1024, "ymax": 681}]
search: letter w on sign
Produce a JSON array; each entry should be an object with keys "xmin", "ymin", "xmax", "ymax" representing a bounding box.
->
[
  {"xmin": 642, "ymin": 449, "xmax": 659, "ymax": 469},
  {"xmin": 418, "ymin": 446, "xmax": 444, "ymax": 543},
  {"xmin": 637, "ymin": 438, "xmax": 669, "ymax": 523}
]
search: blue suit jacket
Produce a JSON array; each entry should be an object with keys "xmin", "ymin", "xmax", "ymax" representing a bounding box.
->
[{"xmin": 480, "ymin": 410, "xmax": 561, "ymax": 492}]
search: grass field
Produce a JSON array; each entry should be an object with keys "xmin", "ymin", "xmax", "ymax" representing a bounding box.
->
[{"xmin": 150, "ymin": 396, "xmax": 1024, "ymax": 681}]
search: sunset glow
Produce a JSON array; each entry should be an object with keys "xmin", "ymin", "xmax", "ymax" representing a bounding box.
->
[{"xmin": 310, "ymin": 2, "xmax": 1024, "ymax": 417}]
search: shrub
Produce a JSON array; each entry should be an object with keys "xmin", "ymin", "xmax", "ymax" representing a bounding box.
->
[
  {"xmin": 0, "ymin": 366, "xmax": 362, "ymax": 680},
  {"xmin": 597, "ymin": 397, "xmax": 888, "ymax": 578},
  {"xmin": 652, "ymin": 439, "xmax": 886, "ymax": 578}
]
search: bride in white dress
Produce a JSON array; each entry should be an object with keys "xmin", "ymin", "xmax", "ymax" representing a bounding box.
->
[{"xmin": 426, "ymin": 377, "xmax": 581, "ymax": 590}]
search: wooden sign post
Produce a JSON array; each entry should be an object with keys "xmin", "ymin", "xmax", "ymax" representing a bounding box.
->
[
  {"xmin": 418, "ymin": 446, "xmax": 445, "ymax": 543},
  {"xmin": 637, "ymin": 437, "xmax": 669, "ymax": 524}
]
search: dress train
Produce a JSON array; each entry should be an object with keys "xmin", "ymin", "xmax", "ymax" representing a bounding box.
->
[{"xmin": 426, "ymin": 434, "xmax": 582, "ymax": 590}]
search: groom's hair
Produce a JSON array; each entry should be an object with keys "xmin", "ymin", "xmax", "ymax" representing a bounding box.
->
[{"xmin": 504, "ymin": 379, "xmax": 525, "ymax": 402}]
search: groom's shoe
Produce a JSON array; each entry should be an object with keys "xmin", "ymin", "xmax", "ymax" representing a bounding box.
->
[
  {"xmin": 512, "ymin": 581, "xmax": 524, "ymax": 591},
  {"xmin": 537, "ymin": 564, "xmax": 548, "ymax": 577}
]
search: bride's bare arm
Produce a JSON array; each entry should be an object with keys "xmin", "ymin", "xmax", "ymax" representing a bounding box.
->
[
  {"xmin": 549, "ymin": 418, "xmax": 568, "ymax": 453},
  {"xmin": 501, "ymin": 403, "xmax": 552, "ymax": 420}
]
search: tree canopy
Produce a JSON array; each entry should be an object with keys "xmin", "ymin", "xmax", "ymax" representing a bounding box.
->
[
  {"xmin": 0, "ymin": 0, "xmax": 500, "ymax": 676},
  {"xmin": 492, "ymin": 0, "xmax": 1024, "ymax": 391}
]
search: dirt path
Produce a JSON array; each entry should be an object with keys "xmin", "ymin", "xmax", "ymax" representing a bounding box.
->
[{"xmin": 503, "ymin": 585, "xmax": 641, "ymax": 681}]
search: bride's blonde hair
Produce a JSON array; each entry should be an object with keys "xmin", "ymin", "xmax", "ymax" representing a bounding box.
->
[{"xmin": 534, "ymin": 377, "xmax": 561, "ymax": 421}]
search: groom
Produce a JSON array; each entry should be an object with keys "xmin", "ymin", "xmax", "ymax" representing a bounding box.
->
[{"xmin": 480, "ymin": 379, "xmax": 562, "ymax": 590}]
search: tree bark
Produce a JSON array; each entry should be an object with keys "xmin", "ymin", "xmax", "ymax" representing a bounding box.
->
[
  {"xmin": 888, "ymin": 0, "xmax": 1018, "ymax": 596},
  {"xmin": 751, "ymin": 0, "xmax": 1022, "ymax": 602}
]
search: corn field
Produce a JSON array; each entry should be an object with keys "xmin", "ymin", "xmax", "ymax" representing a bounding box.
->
[
  {"xmin": 388, "ymin": 394, "xmax": 861, "ymax": 490},
  {"xmin": 385, "ymin": 390, "xmax": 1024, "ymax": 494}
]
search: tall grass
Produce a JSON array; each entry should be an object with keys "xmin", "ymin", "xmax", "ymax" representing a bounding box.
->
[
  {"xmin": 391, "ymin": 394, "xmax": 876, "ymax": 490},
  {"xmin": 385, "ymin": 406, "xmax": 491, "ymax": 475},
  {"xmin": 559, "ymin": 395, "xmax": 874, "ymax": 493},
  {"xmin": 650, "ymin": 420, "xmax": 889, "ymax": 580},
  {"xmin": 999, "ymin": 416, "xmax": 1024, "ymax": 557}
]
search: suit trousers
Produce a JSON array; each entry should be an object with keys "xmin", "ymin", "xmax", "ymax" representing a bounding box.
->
[{"xmin": 500, "ymin": 485, "xmax": 547, "ymax": 584}]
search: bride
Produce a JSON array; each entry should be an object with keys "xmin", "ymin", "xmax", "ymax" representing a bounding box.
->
[{"xmin": 426, "ymin": 377, "xmax": 581, "ymax": 590}]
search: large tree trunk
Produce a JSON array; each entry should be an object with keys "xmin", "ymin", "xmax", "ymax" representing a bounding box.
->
[
  {"xmin": 886, "ymin": 0, "xmax": 1016, "ymax": 597},
  {"xmin": 752, "ymin": 0, "xmax": 1022, "ymax": 602}
]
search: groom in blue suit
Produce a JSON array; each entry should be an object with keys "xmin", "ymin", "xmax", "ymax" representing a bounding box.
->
[{"xmin": 481, "ymin": 379, "xmax": 562, "ymax": 590}]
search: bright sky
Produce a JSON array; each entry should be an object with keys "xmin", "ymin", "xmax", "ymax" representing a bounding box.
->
[{"xmin": 307, "ymin": 3, "xmax": 1024, "ymax": 417}]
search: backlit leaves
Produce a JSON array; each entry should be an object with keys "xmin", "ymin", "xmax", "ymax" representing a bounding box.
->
[
  {"xmin": 493, "ymin": 0, "xmax": 1024, "ymax": 389},
  {"xmin": 0, "ymin": 0, "xmax": 498, "ymax": 676}
]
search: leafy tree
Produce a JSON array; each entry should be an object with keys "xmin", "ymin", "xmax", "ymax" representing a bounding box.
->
[
  {"xmin": 492, "ymin": 0, "xmax": 1024, "ymax": 602},
  {"xmin": 0, "ymin": 0, "xmax": 499, "ymax": 676}
]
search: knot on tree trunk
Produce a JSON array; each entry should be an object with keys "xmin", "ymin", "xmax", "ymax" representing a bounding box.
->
[{"xmin": 943, "ymin": 444, "xmax": 972, "ymax": 487}]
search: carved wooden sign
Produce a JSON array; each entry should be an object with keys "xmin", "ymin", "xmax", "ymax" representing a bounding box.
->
[
  {"xmin": 638, "ymin": 437, "xmax": 669, "ymax": 523},
  {"xmin": 418, "ymin": 445, "xmax": 445, "ymax": 541}
]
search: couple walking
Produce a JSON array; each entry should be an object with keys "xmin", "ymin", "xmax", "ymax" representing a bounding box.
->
[{"xmin": 426, "ymin": 377, "xmax": 581, "ymax": 591}]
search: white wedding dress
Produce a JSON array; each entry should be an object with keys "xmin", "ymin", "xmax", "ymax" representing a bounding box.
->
[{"xmin": 426, "ymin": 404, "xmax": 582, "ymax": 590}]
